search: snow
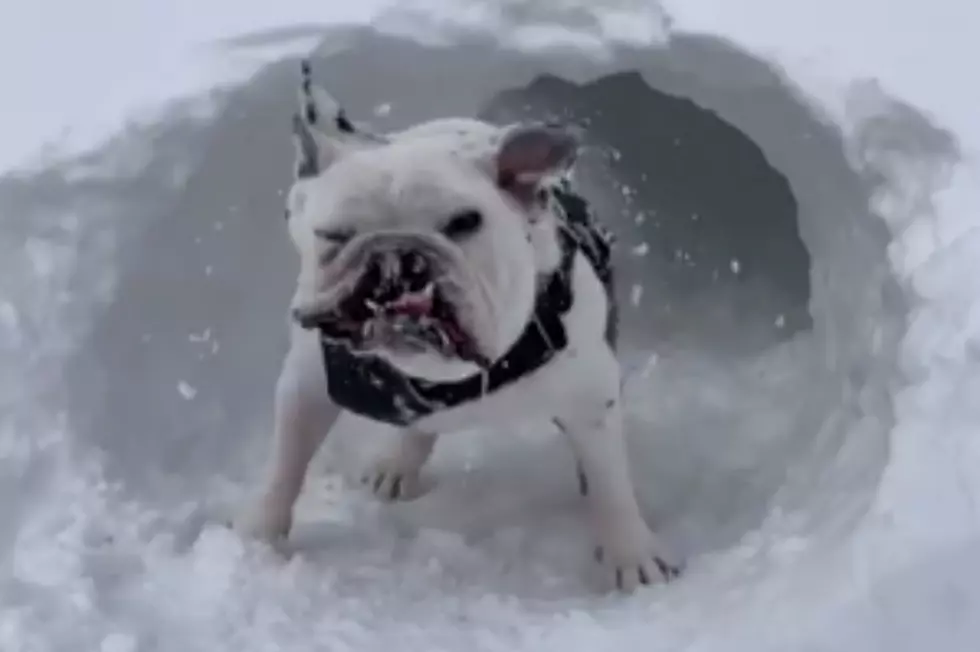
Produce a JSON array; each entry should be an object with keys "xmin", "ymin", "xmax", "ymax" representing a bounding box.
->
[
  {"xmin": 2, "ymin": 0, "xmax": 979, "ymax": 651},
  {"xmin": 0, "ymin": 0, "xmax": 391, "ymax": 174},
  {"xmin": 656, "ymin": 0, "xmax": 980, "ymax": 640}
]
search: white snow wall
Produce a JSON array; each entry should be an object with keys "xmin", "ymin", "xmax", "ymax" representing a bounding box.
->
[{"xmin": 2, "ymin": 23, "xmax": 951, "ymax": 640}]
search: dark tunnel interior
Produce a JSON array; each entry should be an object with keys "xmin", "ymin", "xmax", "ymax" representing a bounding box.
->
[{"xmin": 483, "ymin": 71, "xmax": 810, "ymax": 353}]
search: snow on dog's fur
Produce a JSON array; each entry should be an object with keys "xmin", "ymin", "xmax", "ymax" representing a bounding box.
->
[{"xmin": 235, "ymin": 60, "xmax": 681, "ymax": 592}]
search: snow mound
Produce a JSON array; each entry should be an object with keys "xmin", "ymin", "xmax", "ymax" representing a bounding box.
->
[{"xmin": 2, "ymin": 5, "xmax": 979, "ymax": 651}]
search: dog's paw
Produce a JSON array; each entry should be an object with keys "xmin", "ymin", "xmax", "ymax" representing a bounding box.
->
[
  {"xmin": 232, "ymin": 502, "xmax": 292, "ymax": 545},
  {"xmin": 592, "ymin": 521, "xmax": 682, "ymax": 593},
  {"xmin": 360, "ymin": 432, "xmax": 435, "ymax": 502},
  {"xmin": 361, "ymin": 464, "xmax": 426, "ymax": 502}
]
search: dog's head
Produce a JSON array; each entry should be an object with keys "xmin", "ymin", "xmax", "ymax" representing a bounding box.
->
[{"xmin": 285, "ymin": 61, "xmax": 579, "ymax": 381}]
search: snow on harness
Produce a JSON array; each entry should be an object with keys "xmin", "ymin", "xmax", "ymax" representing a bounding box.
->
[{"xmin": 319, "ymin": 180, "xmax": 614, "ymax": 427}]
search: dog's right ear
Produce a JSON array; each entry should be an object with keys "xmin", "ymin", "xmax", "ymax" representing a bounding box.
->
[
  {"xmin": 492, "ymin": 123, "xmax": 580, "ymax": 205},
  {"xmin": 292, "ymin": 59, "xmax": 388, "ymax": 180}
]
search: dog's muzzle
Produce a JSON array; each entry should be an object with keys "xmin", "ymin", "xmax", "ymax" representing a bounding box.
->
[{"xmin": 292, "ymin": 234, "xmax": 490, "ymax": 367}]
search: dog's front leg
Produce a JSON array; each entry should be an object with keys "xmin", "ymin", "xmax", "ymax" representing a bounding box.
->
[
  {"xmin": 556, "ymin": 346, "xmax": 682, "ymax": 592},
  {"xmin": 235, "ymin": 330, "xmax": 340, "ymax": 543}
]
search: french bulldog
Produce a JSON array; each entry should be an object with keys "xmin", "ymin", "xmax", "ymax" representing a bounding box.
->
[{"xmin": 235, "ymin": 59, "xmax": 681, "ymax": 592}]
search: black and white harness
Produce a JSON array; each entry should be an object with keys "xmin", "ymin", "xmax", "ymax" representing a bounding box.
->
[{"xmin": 319, "ymin": 181, "xmax": 615, "ymax": 427}]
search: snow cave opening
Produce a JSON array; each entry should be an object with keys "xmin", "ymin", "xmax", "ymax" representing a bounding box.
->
[{"xmin": 57, "ymin": 29, "xmax": 901, "ymax": 575}]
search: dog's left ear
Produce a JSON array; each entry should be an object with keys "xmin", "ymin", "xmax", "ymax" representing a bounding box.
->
[
  {"xmin": 292, "ymin": 59, "xmax": 388, "ymax": 181},
  {"xmin": 494, "ymin": 123, "xmax": 579, "ymax": 204}
]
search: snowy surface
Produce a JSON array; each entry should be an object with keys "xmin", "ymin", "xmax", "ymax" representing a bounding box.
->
[
  {"xmin": 0, "ymin": 0, "xmax": 391, "ymax": 174},
  {"xmin": 2, "ymin": 1, "xmax": 979, "ymax": 651}
]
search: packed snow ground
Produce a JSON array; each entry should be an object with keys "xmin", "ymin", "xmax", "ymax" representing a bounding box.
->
[{"xmin": 2, "ymin": 1, "xmax": 979, "ymax": 651}]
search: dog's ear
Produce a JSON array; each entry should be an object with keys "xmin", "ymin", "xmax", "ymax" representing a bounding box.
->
[
  {"xmin": 292, "ymin": 59, "xmax": 388, "ymax": 180},
  {"xmin": 493, "ymin": 123, "xmax": 579, "ymax": 204}
]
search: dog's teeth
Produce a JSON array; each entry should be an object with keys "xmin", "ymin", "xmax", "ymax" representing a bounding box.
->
[
  {"xmin": 365, "ymin": 298, "xmax": 380, "ymax": 313},
  {"xmin": 421, "ymin": 282, "xmax": 434, "ymax": 300}
]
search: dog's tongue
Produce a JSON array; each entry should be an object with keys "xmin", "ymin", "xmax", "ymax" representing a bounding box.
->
[{"xmin": 386, "ymin": 291, "xmax": 432, "ymax": 317}]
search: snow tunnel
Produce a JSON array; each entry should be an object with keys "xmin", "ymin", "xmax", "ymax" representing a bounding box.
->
[{"xmin": 5, "ymin": 21, "xmax": 953, "ymax": 648}]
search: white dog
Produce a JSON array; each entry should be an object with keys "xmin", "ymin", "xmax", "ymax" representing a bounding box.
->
[{"xmin": 235, "ymin": 60, "xmax": 681, "ymax": 592}]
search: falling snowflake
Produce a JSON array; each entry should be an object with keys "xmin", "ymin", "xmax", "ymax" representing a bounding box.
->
[
  {"xmin": 639, "ymin": 353, "xmax": 659, "ymax": 379},
  {"xmin": 188, "ymin": 328, "xmax": 211, "ymax": 343},
  {"xmin": 630, "ymin": 284, "xmax": 644, "ymax": 307},
  {"xmin": 177, "ymin": 381, "xmax": 197, "ymax": 400}
]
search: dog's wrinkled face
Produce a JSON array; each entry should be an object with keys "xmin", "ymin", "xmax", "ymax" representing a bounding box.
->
[{"xmin": 285, "ymin": 75, "xmax": 577, "ymax": 380}]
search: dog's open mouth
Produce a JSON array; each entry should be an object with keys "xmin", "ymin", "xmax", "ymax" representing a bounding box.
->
[{"xmin": 294, "ymin": 253, "xmax": 490, "ymax": 368}]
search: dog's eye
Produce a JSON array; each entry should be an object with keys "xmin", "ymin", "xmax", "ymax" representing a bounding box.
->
[
  {"xmin": 441, "ymin": 210, "xmax": 483, "ymax": 240},
  {"xmin": 314, "ymin": 227, "xmax": 355, "ymax": 245}
]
